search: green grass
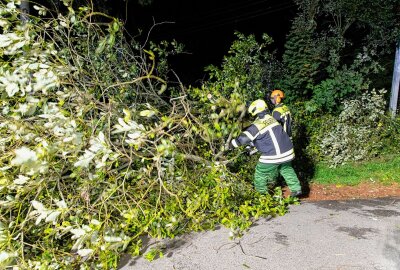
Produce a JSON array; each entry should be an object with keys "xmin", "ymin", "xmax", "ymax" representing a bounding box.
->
[{"xmin": 312, "ymin": 155, "xmax": 400, "ymax": 186}]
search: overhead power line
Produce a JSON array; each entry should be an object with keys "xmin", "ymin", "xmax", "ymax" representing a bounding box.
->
[
  {"xmin": 175, "ymin": 2, "xmax": 295, "ymax": 36},
  {"xmin": 177, "ymin": 0, "xmax": 276, "ymax": 22}
]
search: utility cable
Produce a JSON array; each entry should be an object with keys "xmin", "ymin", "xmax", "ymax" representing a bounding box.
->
[
  {"xmin": 177, "ymin": 0, "xmax": 276, "ymax": 22},
  {"xmin": 175, "ymin": 2, "xmax": 295, "ymax": 36}
]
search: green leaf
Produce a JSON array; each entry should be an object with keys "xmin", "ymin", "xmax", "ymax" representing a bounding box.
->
[{"xmin": 95, "ymin": 38, "xmax": 107, "ymax": 55}]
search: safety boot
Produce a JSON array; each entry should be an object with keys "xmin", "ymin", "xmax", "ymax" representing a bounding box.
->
[{"xmin": 290, "ymin": 190, "xmax": 302, "ymax": 198}]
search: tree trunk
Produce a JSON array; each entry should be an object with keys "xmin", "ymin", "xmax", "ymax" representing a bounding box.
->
[
  {"xmin": 20, "ymin": 0, "xmax": 29, "ymax": 23},
  {"xmin": 390, "ymin": 40, "xmax": 400, "ymax": 118}
]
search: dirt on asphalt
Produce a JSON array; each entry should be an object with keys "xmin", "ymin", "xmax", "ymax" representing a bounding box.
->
[{"xmin": 283, "ymin": 182, "xmax": 400, "ymax": 201}]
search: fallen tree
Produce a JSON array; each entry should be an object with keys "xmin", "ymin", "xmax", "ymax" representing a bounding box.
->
[{"xmin": 0, "ymin": 1, "xmax": 290, "ymax": 268}]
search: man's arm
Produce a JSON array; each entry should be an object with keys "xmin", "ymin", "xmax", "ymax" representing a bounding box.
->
[
  {"xmin": 272, "ymin": 110, "xmax": 283, "ymax": 124},
  {"xmin": 230, "ymin": 124, "xmax": 259, "ymax": 148}
]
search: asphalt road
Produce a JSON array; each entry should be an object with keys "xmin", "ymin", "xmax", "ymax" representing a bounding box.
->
[{"xmin": 118, "ymin": 197, "xmax": 400, "ymax": 270}]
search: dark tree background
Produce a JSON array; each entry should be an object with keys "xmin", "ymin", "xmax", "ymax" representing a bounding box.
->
[
  {"xmin": 37, "ymin": 0, "xmax": 399, "ymax": 88},
  {"xmin": 106, "ymin": 0, "xmax": 298, "ymax": 83}
]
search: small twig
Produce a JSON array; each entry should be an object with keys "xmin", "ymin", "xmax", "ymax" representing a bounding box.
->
[
  {"xmin": 141, "ymin": 19, "xmax": 175, "ymax": 49},
  {"xmin": 82, "ymin": 11, "xmax": 115, "ymax": 22},
  {"xmin": 181, "ymin": 153, "xmax": 211, "ymax": 165},
  {"xmin": 103, "ymin": 75, "xmax": 166, "ymax": 93},
  {"xmin": 170, "ymin": 95, "xmax": 187, "ymax": 102},
  {"xmin": 170, "ymin": 69, "xmax": 186, "ymax": 94},
  {"xmin": 238, "ymin": 240, "xmax": 269, "ymax": 260},
  {"xmin": 247, "ymin": 236, "xmax": 266, "ymax": 246},
  {"xmin": 214, "ymin": 241, "xmax": 239, "ymax": 252}
]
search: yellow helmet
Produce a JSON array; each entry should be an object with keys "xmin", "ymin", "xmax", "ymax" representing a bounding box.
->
[
  {"xmin": 248, "ymin": 99, "xmax": 267, "ymax": 116},
  {"xmin": 271, "ymin": 89, "xmax": 285, "ymax": 104}
]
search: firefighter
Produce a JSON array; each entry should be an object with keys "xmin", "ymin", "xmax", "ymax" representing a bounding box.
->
[
  {"xmin": 229, "ymin": 99, "xmax": 302, "ymax": 197},
  {"xmin": 270, "ymin": 89, "xmax": 292, "ymax": 139}
]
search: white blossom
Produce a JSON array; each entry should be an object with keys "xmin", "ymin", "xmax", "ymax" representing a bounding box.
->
[
  {"xmin": 13, "ymin": 175, "xmax": 29, "ymax": 185},
  {"xmin": 55, "ymin": 200, "xmax": 67, "ymax": 209},
  {"xmin": 45, "ymin": 211, "xmax": 61, "ymax": 223},
  {"xmin": 70, "ymin": 228, "xmax": 86, "ymax": 240},
  {"xmin": 1, "ymin": 106, "xmax": 9, "ymax": 115},
  {"xmin": 104, "ymin": 235, "xmax": 122, "ymax": 243},
  {"xmin": 31, "ymin": 200, "xmax": 46, "ymax": 211},
  {"xmin": 6, "ymin": 2, "xmax": 16, "ymax": 9},
  {"xmin": 0, "ymin": 19, "xmax": 9, "ymax": 28},
  {"xmin": 11, "ymin": 147, "xmax": 37, "ymax": 166},
  {"xmin": 0, "ymin": 33, "xmax": 19, "ymax": 48},
  {"xmin": 74, "ymin": 150, "xmax": 96, "ymax": 168},
  {"xmin": 5, "ymin": 82, "xmax": 19, "ymax": 97},
  {"xmin": 90, "ymin": 219, "xmax": 101, "ymax": 226},
  {"xmin": 77, "ymin": 249, "xmax": 93, "ymax": 257},
  {"xmin": 33, "ymin": 5, "xmax": 47, "ymax": 16},
  {"xmin": 139, "ymin": 109, "xmax": 156, "ymax": 118},
  {"xmin": 0, "ymin": 251, "xmax": 17, "ymax": 263},
  {"xmin": 112, "ymin": 118, "xmax": 144, "ymax": 134}
]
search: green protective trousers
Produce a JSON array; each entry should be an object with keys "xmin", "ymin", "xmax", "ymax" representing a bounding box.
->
[{"xmin": 254, "ymin": 162, "xmax": 301, "ymax": 194}]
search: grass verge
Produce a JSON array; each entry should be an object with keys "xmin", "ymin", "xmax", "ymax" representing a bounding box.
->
[{"xmin": 312, "ymin": 155, "xmax": 400, "ymax": 186}]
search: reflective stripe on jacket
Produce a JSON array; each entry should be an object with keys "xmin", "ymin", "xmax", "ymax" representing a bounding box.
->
[
  {"xmin": 272, "ymin": 104, "xmax": 292, "ymax": 137},
  {"xmin": 231, "ymin": 113, "xmax": 295, "ymax": 164}
]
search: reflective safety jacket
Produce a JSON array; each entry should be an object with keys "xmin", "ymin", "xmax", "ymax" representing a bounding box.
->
[
  {"xmin": 272, "ymin": 104, "xmax": 292, "ymax": 137},
  {"xmin": 230, "ymin": 113, "xmax": 295, "ymax": 164}
]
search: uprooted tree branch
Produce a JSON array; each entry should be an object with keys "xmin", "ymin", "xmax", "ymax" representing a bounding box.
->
[{"xmin": 0, "ymin": 2, "xmax": 290, "ymax": 268}]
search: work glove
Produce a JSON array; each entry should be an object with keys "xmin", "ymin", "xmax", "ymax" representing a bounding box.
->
[
  {"xmin": 227, "ymin": 139, "xmax": 237, "ymax": 150},
  {"xmin": 245, "ymin": 145, "xmax": 258, "ymax": 156},
  {"xmin": 244, "ymin": 145, "xmax": 253, "ymax": 156}
]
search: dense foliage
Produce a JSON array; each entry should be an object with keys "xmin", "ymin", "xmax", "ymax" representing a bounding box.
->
[
  {"xmin": 205, "ymin": 32, "xmax": 283, "ymax": 102},
  {"xmin": 277, "ymin": 1, "xmax": 321, "ymax": 103},
  {"xmin": 299, "ymin": 89, "xmax": 400, "ymax": 167},
  {"xmin": 0, "ymin": 1, "xmax": 291, "ymax": 268},
  {"xmin": 288, "ymin": 89, "xmax": 400, "ymax": 173},
  {"xmin": 279, "ymin": 0, "xmax": 400, "ymax": 112},
  {"xmin": 275, "ymin": 0, "xmax": 400, "ymax": 171}
]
